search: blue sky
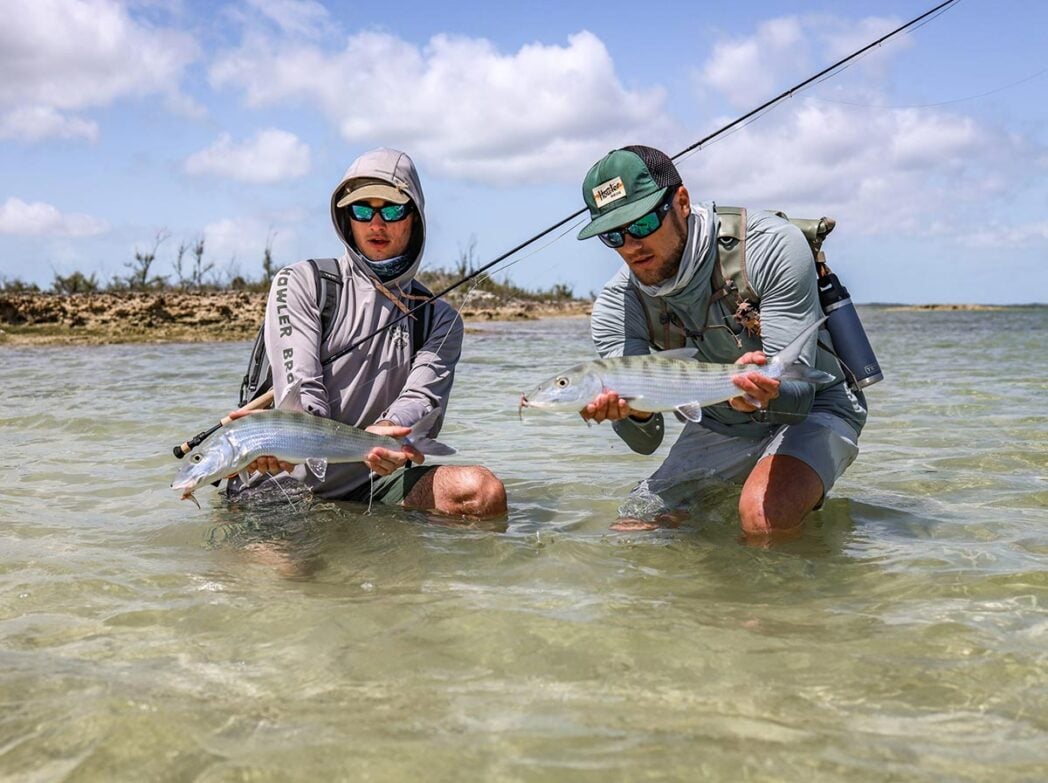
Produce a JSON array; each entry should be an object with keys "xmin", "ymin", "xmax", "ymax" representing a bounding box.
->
[{"xmin": 1, "ymin": 0, "xmax": 1045, "ymax": 304}]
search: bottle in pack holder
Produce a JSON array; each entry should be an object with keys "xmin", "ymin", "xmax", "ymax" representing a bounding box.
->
[{"xmin": 817, "ymin": 273, "xmax": 883, "ymax": 390}]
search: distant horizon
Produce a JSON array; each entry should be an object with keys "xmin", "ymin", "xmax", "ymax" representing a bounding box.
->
[{"xmin": 2, "ymin": 271, "xmax": 1044, "ymax": 309}]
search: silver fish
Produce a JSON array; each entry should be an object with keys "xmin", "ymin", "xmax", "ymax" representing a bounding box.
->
[
  {"xmin": 171, "ymin": 380, "xmax": 454, "ymax": 505},
  {"xmin": 520, "ymin": 317, "xmax": 834, "ymax": 423}
]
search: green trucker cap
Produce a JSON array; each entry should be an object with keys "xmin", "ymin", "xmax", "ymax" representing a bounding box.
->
[{"xmin": 577, "ymin": 145, "xmax": 682, "ymax": 240}]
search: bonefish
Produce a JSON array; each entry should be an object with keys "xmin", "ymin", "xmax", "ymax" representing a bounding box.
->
[
  {"xmin": 520, "ymin": 317, "xmax": 834, "ymax": 423},
  {"xmin": 171, "ymin": 379, "xmax": 454, "ymax": 506}
]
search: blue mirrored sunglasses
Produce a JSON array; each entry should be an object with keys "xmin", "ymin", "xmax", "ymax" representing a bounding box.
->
[
  {"xmin": 348, "ymin": 202, "xmax": 412, "ymax": 223},
  {"xmin": 598, "ymin": 189, "xmax": 677, "ymax": 248}
]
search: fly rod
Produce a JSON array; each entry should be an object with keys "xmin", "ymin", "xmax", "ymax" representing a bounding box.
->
[{"xmin": 172, "ymin": 0, "xmax": 958, "ymax": 459}]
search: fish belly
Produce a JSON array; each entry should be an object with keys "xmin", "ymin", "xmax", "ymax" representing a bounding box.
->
[
  {"xmin": 230, "ymin": 413, "xmax": 392, "ymax": 466},
  {"xmin": 605, "ymin": 360, "xmax": 750, "ymax": 412}
]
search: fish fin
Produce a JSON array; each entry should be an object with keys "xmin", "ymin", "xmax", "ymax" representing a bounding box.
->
[
  {"xmin": 768, "ymin": 317, "xmax": 828, "ymax": 370},
  {"xmin": 276, "ymin": 377, "xmax": 307, "ymax": 413},
  {"xmin": 674, "ymin": 402, "xmax": 704, "ymax": 423},
  {"xmin": 778, "ymin": 365, "xmax": 836, "ymax": 384},
  {"xmin": 652, "ymin": 348, "xmax": 701, "ymax": 360},
  {"xmin": 238, "ymin": 469, "xmax": 251, "ymax": 484},
  {"xmin": 403, "ymin": 408, "xmax": 457, "ymax": 456},
  {"xmin": 305, "ymin": 458, "xmax": 328, "ymax": 480}
]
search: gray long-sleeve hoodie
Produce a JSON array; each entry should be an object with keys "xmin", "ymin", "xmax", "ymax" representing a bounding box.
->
[
  {"xmin": 263, "ymin": 148, "xmax": 463, "ymax": 498},
  {"xmin": 591, "ymin": 203, "xmax": 868, "ymax": 454}
]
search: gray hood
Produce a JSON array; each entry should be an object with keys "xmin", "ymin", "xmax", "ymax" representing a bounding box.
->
[
  {"xmin": 329, "ymin": 147, "xmax": 427, "ymax": 288},
  {"xmin": 638, "ymin": 202, "xmax": 718, "ymax": 313}
]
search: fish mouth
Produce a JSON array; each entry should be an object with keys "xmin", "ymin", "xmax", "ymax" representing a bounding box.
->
[
  {"xmin": 172, "ymin": 480, "xmax": 202, "ymax": 509},
  {"xmin": 179, "ymin": 488, "xmax": 201, "ymax": 509}
]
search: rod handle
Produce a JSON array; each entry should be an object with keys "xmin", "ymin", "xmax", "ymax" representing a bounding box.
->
[{"xmin": 171, "ymin": 389, "xmax": 276, "ymax": 459}]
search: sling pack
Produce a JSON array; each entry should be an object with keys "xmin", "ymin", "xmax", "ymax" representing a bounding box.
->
[
  {"xmin": 238, "ymin": 258, "xmax": 434, "ymax": 406},
  {"xmin": 633, "ymin": 205, "xmax": 836, "ymax": 350}
]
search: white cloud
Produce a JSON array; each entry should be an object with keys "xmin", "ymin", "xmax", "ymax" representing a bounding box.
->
[
  {"xmin": 210, "ymin": 29, "xmax": 671, "ymax": 184},
  {"xmin": 201, "ymin": 216, "xmax": 298, "ymax": 274},
  {"xmin": 697, "ymin": 14, "xmax": 907, "ymax": 111},
  {"xmin": 0, "ymin": 106, "xmax": 99, "ymax": 142},
  {"xmin": 245, "ymin": 0, "xmax": 331, "ymax": 38},
  {"xmin": 679, "ymin": 98, "xmax": 1012, "ymax": 234},
  {"xmin": 966, "ymin": 221, "xmax": 1048, "ymax": 248},
  {"xmin": 700, "ymin": 18, "xmax": 810, "ymax": 110},
  {"xmin": 0, "ymin": 197, "xmax": 109, "ymax": 236},
  {"xmin": 686, "ymin": 13, "xmax": 1041, "ymax": 238},
  {"xmin": 184, "ymin": 129, "xmax": 311, "ymax": 183},
  {"xmin": 0, "ymin": 0, "xmax": 199, "ymax": 140}
]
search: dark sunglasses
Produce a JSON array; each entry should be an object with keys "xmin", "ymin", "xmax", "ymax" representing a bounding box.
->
[
  {"xmin": 347, "ymin": 202, "xmax": 412, "ymax": 223},
  {"xmin": 598, "ymin": 188, "xmax": 677, "ymax": 248}
]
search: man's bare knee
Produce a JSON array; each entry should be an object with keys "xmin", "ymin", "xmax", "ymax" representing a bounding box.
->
[
  {"xmin": 437, "ymin": 466, "xmax": 506, "ymax": 518},
  {"xmin": 738, "ymin": 455, "xmax": 823, "ymax": 539},
  {"xmin": 738, "ymin": 494, "xmax": 806, "ymax": 537}
]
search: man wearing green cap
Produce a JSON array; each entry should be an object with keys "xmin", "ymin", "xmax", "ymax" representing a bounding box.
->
[{"xmin": 578, "ymin": 145, "xmax": 867, "ymax": 540}]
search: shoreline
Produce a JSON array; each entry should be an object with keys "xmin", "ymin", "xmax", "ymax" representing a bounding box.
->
[
  {"xmin": 0, "ymin": 290, "xmax": 592, "ymax": 347},
  {"xmin": 1, "ymin": 292, "xmax": 1035, "ymax": 347}
]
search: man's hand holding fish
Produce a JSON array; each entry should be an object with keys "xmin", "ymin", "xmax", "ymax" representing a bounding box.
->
[{"xmin": 226, "ymin": 408, "xmax": 424, "ymax": 478}]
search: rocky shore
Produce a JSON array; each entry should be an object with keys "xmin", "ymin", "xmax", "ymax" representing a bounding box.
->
[{"xmin": 0, "ymin": 290, "xmax": 592, "ymax": 346}]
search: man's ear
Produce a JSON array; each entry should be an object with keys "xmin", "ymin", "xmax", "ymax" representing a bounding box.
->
[{"xmin": 676, "ymin": 186, "xmax": 691, "ymax": 216}]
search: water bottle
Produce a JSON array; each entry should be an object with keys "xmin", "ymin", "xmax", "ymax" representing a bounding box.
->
[{"xmin": 817, "ymin": 273, "xmax": 883, "ymax": 389}]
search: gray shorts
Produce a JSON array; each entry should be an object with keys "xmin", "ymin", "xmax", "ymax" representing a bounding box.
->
[{"xmin": 621, "ymin": 412, "xmax": 860, "ymax": 520}]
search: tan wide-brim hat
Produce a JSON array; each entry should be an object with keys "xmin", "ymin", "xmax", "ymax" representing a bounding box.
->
[{"xmin": 335, "ymin": 179, "xmax": 411, "ymax": 208}]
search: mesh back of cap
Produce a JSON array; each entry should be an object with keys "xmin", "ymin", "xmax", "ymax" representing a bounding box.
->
[{"xmin": 621, "ymin": 145, "xmax": 681, "ymax": 188}]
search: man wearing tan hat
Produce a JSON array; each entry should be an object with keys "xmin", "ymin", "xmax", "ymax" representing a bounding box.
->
[{"xmin": 233, "ymin": 147, "xmax": 506, "ymax": 518}]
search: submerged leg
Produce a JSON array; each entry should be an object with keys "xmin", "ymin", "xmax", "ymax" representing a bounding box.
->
[
  {"xmin": 738, "ymin": 454, "xmax": 824, "ymax": 541},
  {"xmin": 403, "ymin": 465, "xmax": 507, "ymax": 519}
]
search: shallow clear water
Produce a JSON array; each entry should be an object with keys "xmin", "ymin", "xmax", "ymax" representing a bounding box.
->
[{"xmin": 2, "ymin": 307, "xmax": 1046, "ymax": 782}]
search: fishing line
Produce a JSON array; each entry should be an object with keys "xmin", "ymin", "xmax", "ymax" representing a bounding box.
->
[
  {"xmin": 345, "ymin": 0, "xmax": 962, "ymax": 350},
  {"xmin": 173, "ymin": 0, "xmax": 958, "ymax": 457},
  {"xmin": 809, "ymin": 67, "xmax": 1046, "ymax": 110},
  {"xmin": 672, "ymin": 0, "xmax": 961, "ymax": 166},
  {"xmin": 445, "ymin": 215, "xmax": 587, "ymax": 304},
  {"xmin": 325, "ymin": 216, "xmax": 583, "ymax": 410}
]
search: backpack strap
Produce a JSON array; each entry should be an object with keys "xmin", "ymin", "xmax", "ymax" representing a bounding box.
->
[
  {"xmin": 406, "ymin": 279, "xmax": 435, "ymax": 356},
  {"xmin": 710, "ymin": 206, "xmax": 762, "ymax": 336},
  {"xmin": 306, "ymin": 258, "xmax": 343, "ymax": 344},
  {"xmin": 786, "ymin": 215, "xmax": 836, "ymax": 276},
  {"xmin": 239, "ymin": 320, "xmax": 270, "ymax": 407},
  {"xmin": 238, "ymin": 258, "xmax": 343, "ymax": 406}
]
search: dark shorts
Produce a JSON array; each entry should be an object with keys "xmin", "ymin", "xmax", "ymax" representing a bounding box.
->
[
  {"xmin": 225, "ymin": 464, "xmax": 439, "ymax": 507},
  {"xmin": 339, "ymin": 463, "xmax": 439, "ymax": 505}
]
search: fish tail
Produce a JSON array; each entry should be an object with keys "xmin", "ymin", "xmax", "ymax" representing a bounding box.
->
[
  {"xmin": 770, "ymin": 316, "xmax": 828, "ymax": 369},
  {"xmin": 403, "ymin": 408, "xmax": 457, "ymax": 456},
  {"xmin": 778, "ymin": 365, "xmax": 836, "ymax": 384}
]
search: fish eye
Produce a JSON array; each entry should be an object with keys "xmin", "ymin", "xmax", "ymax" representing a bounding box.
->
[
  {"xmin": 191, "ymin": 454, "xmax": 202, "ymax": 463},
  {"xmin": 555, "ymin": 377, "xmax": 570, "ymax": 388}
]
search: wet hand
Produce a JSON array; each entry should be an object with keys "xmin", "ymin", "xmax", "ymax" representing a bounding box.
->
[
  {"xmin": 580, "ymin": 391, "xmax": 649, "ymax": 424},
  {"xmin": 729, "ymin": 350, "xmax": 780, "ymax": 412},
  {"xmin": 364, "ymin": 423, "xmax": 423, "ymax": 476},
  {"xmin": 223, "ymin": 408, "xmax": 296, "ymax": 477},
  {"xmin": 240, "ymin": 455, "xmax": 296, "ymax": 477}
]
